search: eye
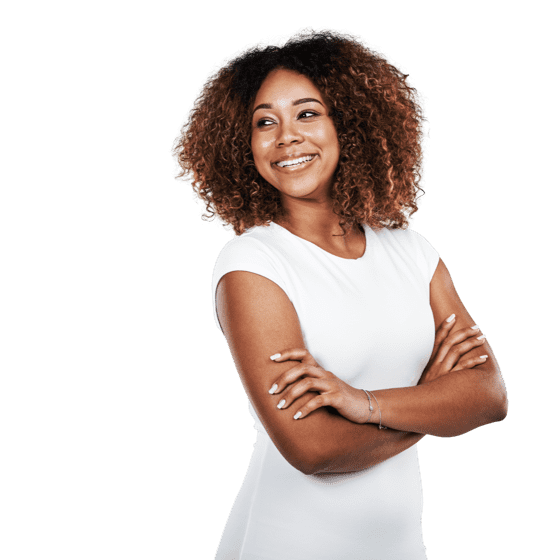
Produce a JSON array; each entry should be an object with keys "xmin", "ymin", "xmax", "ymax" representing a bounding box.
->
[
  {"xmin": 256, "ymin": 118, "xmax": 275, "ymax": 128},
  {"xmin": 298, "ymin": 110, "xmax": 318, "ymax": 119}
]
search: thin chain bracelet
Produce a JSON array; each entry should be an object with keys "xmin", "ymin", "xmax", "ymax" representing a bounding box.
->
[
  {"xmin": 362, "ymin": 389, "xmax": 374, "ymax": 423},
  {"xmin": 366, "ymin": 390, "xmax": 387, "ymax": 430}
]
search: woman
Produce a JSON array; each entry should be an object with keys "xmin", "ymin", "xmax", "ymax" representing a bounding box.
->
[{"xmin": 175, "ymin": 30, "xmax": 507, "ymax": 560}]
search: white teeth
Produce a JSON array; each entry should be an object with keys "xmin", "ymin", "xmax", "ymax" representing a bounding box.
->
[{"xmin": 276, "ymin": 155, "xmax": 314, "ymax": 168}]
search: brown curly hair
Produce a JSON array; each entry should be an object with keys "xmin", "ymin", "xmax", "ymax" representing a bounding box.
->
[{"xmin": 174, "ymin": 30, "xmax": 425, "ymax": 236}]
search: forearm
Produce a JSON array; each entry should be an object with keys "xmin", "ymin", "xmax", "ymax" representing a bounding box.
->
[
  {"xmin": 371, "ymin": 366, "xmax": 508, "ymax": 437},
  {"xmin": 311, "ymin": 422, "xmax": 424, "ymax": 475}
]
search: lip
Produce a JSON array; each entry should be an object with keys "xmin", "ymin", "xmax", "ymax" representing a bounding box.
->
[{"xmin": 272, "ymin": 153, "xmax": 317, "ymax": 169}]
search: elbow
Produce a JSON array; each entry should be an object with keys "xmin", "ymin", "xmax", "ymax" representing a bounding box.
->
[
  {"xmin": 279, "ymin": 446, "xmax": 319, "ymax": 476},
  {"xmin": 478, "ymin": 390, "xmax": 508, "ymax": 430},
  {"xmin": 293, "ymin": 448, "xmax": 334, "ymax": 476},
  {"xmin": 291, "ymin": 456, "xmax": 319, "ymax": 476},
  {"xmin": 442, "ymin": 393, "xmax": 508, "ymax": 438},
  {"xmin": 280, "ymin": 454, "xmax": 313, "ymax": 475},
  {"xmin": 489, "ymin": 375, "xmax": 508, "ymax": 423},
  {"xmin": 493, "ymin": 393, "xmax": 508, "ymax": 422},
  {"xmin": 483, "ymin": 367, "xmax": 509, "ymax": 424},
  {"xmin": 478, "ymin": 391, "xmax": 508, "ymax": 431},
  {"xmin": 297, "ymin": 450, "xmax": 324, "ymax": 476},
  {"xmin": 298, "ymin": 461, "xmax": 318, "ymax": 476}
]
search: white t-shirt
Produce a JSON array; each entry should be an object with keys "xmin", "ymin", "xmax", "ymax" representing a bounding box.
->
[{"xmin": 211, "ymin": 221, "xmax": 440, "ymax": 560}]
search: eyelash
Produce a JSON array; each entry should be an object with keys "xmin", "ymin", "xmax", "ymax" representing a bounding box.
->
[{"xmin": 256, "ymin": 110, "xmax": 319, "ymax": 128}]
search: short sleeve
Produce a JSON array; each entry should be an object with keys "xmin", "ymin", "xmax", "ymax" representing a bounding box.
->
[
  {"xmin": 211, "ymin": 236, "xmax": 292, "ymax": 335},
  {"xmin": 409, "ymin": 229, "xmax": 440, "ymax": 284}
]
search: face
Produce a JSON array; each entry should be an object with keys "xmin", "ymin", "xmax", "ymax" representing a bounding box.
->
[{"xmin": 251, "ymin": 68, "xmax": 340, "ymax": 203}]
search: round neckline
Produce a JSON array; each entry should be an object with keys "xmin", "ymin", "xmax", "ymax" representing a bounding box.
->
[{"xmin": 270, "ymin": 221, "xmax": 369, "ymax": 261}]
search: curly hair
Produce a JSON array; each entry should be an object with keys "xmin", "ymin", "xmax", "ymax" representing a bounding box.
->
[{"xmin": 174, "ymin": 30, "xmax": 426, "ymax": 236}]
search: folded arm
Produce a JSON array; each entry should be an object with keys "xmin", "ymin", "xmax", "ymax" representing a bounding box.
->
[
  {"xmin": 215, "ymin": 259, "xmax": 507, "ymax": 476},
  {"xmin": 217, "ymin": 270, "xmax": 427, "ymax": 475},
  {"xmin": 364, "ymin": 258, "xmax": 507, "ymax": 437},
  {"xmin": 368, "ymin": 359, "xmax": 506, "ymax": 437}
]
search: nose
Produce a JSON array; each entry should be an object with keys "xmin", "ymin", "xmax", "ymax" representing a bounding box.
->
[{"xmin": 276, "ymin": 119, "xmax": 303, "ymax": 146}]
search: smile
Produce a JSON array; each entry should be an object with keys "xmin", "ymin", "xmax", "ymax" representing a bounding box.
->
[{"xmin": 274, "ymin": 155, "xmax": 316, "ymax": 169}]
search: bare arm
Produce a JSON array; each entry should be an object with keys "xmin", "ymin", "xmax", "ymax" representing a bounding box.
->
[
  {"xmin": 216, "ymin": 270, "xmax": 427, "ymax": 475},
  {"xmin": 364, "ymin": 259, "xmax": 507, "ymax": 437},
  {"xmin": 310, "ymin": 425, "xmax": 425, "ymax": 475}
]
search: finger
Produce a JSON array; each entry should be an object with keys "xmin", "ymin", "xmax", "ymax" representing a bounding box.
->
[
  {"xmin": 441, "ymin": 336, "xmax": 487, "ymax": 371},
  {"xmin": 270, "ymin": 348, "xmax": 318, "ymax": 366},
  {"xmin": 293, "ymin": 393, "xmax": 330, "ymax": 420},
  {"xmin": 435, "ymin": 325, "xmax": 483, "ymax": 364},
  {"xmin": 443, "ymin": 339, "xmax": 486, "ymax": 371},
  {"xmin": 269, "ymin": 364, "xmax": 325, "ymax": 394},
  {"xmin": 276, "ymin": 377, "xmax": 330, "ymax": 410},
  {"xmin": 450, "ymin": 354, "xmax": 488, "ymax": 372},
  {"xmin": 431, "ymin": 314, "xmax": 457, "ymax": 360}
]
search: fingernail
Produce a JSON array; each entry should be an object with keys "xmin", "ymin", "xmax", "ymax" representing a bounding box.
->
[
  {"xmin": 446, "ymin": 314, "xmax": 456, "ymax": 322},
  {"xmin": 480, "ymin": 355, "xmax": 488, "ymax": 359},
  {"xmin": 270, "ymin": 353, "xmax": 281, "ymax": 360},
  {"xmin": 471, "ymin": 325, "xmax": 479, "ymax": 330},
  {"xmin": 477, "ymin": 335, "xmax": 486, "ymax": 340},
  {"xmin": 277, "ymin": 399, "xmax": 286, "ymax": 409},
  {"xmin": 294, "ymin": 411, "xmax": 302, "ymax": 420},
  {"xmin": 269, "ymin": 384, "xmax": 278, "ymax": 394}
]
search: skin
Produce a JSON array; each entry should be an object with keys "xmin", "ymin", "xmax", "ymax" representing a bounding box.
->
[
  {"xmin": 268, "ymin": 320, "xmax": 490, "ymax": 426},
  {"xmin": 251, "ymin": 67, "xmax": 366, "ymax": 257},
  {"xmin": 268, "ymin": 263, "xmax": 508, "ymax": 439},
  {"xmin": 216, "ymin": 68, "xmax": 508, "ymax": 475}
]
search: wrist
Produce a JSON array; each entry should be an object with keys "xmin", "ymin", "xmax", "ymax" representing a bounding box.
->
[
  {"xmin": 367, "ymin": 391, "xmax": 381, "ymax": 424},
  {"xmin": 360, "ymin": 389, "xmax": 379, "ymax": 424},
  {"xmin": 361, "ymin": 389, "xmax": 374, "ymax": 424}
]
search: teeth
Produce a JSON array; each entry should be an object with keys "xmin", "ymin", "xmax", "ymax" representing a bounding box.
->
[{"xmin": 276, "ymin": 155, "xmax": 314, "ymax": 168}]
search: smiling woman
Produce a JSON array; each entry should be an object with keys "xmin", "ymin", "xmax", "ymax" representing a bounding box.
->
[
  {"xmin": 174, "ymin": 30, "xmax": 507, "ymax": 560},
  {"xmin": 251, "ymin": 70, "xmax": 340, "ymax": 205}
]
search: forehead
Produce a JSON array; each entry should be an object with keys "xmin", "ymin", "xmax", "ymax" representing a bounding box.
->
[{"xmin": 253, "ymin": 68, "xmax": 325, "ymax": 108}]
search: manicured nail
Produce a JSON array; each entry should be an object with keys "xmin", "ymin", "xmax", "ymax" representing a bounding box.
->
[
  {"xmin": 270, "ymin": 353, "xmax": 281, "ymax": 360},
  {"xmin": 277, "ymin": 399, "xmax": 286, "ymax": 409},
  {"xmin": 446, "ymin": 314, "xmax": 456, "ymax": 322},
  {"xmin": 294, "ymin": 411, "xmax": 302, "ymax": 420},
  {"xmin": 471, "ymin": 325, "xmax": 479, "ymax": 330},
  {"xmin": 477, "ymin": 335, "xmax": 486, "ymax": 340},
  {"xmin": 269, "ymin": 384, "xmax": 278, "ymax": 394},
  {"xmin": 480, "ymin": 355, "xmax": 488, "ymax": 359}
]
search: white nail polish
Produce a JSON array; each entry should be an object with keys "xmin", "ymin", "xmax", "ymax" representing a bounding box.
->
[
  {"xmin": 277, "ymin": 399, "xmax": 286, "ymax": 409},
  {"xmin": 471, "ymin": 325, "xmax": 479, "ymax": 330},
  {"xmin": 477, "ymin": 335, "xmax": 486, "ymax": 340},
  {"xmin": 446, "ymin": 314, "xmax": 456, "ymax": 322},
  {"xmin": 480, "ymin": 355, "xmax": 488, "ymax": 359},
  {"xmin": 294, "ymin": 411, "xmax": 302, "ymax": 420},
  {"xmin": 270, "ymin": 353, "xmax": 281, "ymax": 360},
  {"xmin": 269, "ymin": 384, "xmax": 278, "ymax": 394}
]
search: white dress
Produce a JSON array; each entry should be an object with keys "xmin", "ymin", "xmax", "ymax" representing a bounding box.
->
[{"xmin": 211, "ymin": 221, "xmax": 440, "ymax": 560}]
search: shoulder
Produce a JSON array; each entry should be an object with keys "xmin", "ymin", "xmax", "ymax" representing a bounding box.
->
[
  {"xmin": 378, "ymin": 226, "xmax": 436, "ymax": 251},
  {"xmin": 376, "ymin": 226, "xmax": 440, "ymax": 283},
  {"xmin": 213, "ymin": 224, "xmax": 283, "ymax": 269},
  {"xmin": 213, "ymin": 226, "xmax": 279, "ymax": 284},
  {"xmin": 211, "ymin": 224, "xmax": 293, "ymax": 332}
]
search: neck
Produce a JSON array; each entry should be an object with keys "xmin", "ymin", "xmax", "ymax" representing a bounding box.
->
[{"xmin": 275, "ymin": 209, "xmax": 361, "ymax": 240}]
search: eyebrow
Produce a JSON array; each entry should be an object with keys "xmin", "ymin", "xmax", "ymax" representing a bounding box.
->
[{"xmin": 252, "ymin": 97, "xmax": 324, "ymax": 115}]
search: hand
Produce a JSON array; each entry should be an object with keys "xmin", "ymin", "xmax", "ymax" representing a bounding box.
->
[
  {"xmin": 268, "ymin": 348, "xmax": 371, "ymax": 424},
  {"xmin": 418, "ymin": 315, "xmax": 488, "ymax": 385}
]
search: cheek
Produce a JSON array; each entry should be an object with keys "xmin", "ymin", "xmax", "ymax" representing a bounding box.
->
[
  {"xmin": 325, "ymin": 129, "xmax": 340, "ymax": 160},
  {"xmin": 250, "ymin": 137, "xmax": 263, "ymax": 164},
  {"xmin": 251, "ymin": 140, "xmax": 271, "ymax": 179},
  {"xmin": 315, "ymin": 125, "xmax": 339, "ymax": 154},
  {"xmin": 250, "ymin": 135, "xmax": 258, "ymax": 159}
]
